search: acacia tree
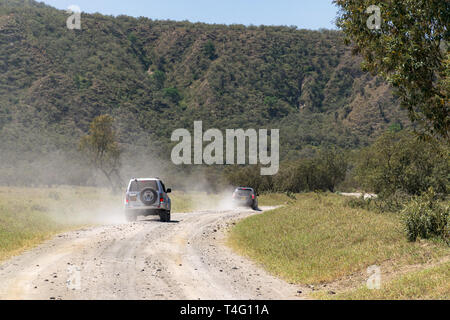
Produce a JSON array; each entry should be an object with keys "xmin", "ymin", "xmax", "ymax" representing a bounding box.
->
[
  {"xmin": 334, "ymin": 0, "xmax": 449, "ymax": 140},
  {"xmin": 79, "ymin": 115, "xmax": 122, "ymax": 192}
]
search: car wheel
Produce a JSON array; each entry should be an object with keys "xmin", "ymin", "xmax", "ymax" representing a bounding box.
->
[{"xmin": 160, "ymin": 210, "xmax": 171, "ymax": 222}]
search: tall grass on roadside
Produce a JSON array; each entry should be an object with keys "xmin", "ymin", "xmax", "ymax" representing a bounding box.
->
[
  {"xmin": 0, "ymin": 187, "xmax": 69, "ymax": 261},
  {"xmin": 0, "ymin": 186, "xmax": 121, "ymax": 262},
  {"xmin": 228, "ymin": 193, "xmax": 449, "ymax": 284}
]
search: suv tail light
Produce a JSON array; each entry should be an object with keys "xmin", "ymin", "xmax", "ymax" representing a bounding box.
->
[
  {"xmin": 160, "ymin": 197, "xmax": 164, "ymax": 203},
  {"xmin": 252, "ymin": 194, "xmax": 255, "ymax": 200}
]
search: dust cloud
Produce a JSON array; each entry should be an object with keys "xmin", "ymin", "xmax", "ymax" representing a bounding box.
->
[{"xmin": 0, "ymin": 136, "xmax": 239, "ymax": 227}]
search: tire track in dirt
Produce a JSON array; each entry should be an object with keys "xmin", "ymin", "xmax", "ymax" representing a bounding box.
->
[{"xmin": 0, "ymin": 207, "xmax": 306, "ymax": 300}]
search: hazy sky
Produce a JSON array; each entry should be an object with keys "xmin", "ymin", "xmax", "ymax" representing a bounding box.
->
[{"xmin": 40, "ymin": 0, "xmax": 339, "ymax": 29}]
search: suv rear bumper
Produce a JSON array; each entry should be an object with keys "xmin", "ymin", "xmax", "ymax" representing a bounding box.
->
[
  {"xmin": 233, "ymin": 199, "xmax": 254, "ymax": 206},
  {"xmin": 125, "ymin": 205, "xmax": 161, "ymax": 210},
  {"xmin": 125, "ymin": 207, "xmax": 163, "ymax": 216},
  {"xmin": 125, "ymin": 201, "xmax": 170, "ymax": 211},
  {"xmin": 125, "ymin": 202, "xmax": 170, "ymax": 213}
]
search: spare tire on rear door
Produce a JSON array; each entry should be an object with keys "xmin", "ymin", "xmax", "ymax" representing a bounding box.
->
[{"xmin": 140, "ymin": 188, "xmax": 158, "ymax": 206}]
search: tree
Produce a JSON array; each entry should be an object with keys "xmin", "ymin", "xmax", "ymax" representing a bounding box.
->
[
  {"xmin": 202, "ymin": 40, "xmax": 217, "ymax": 60},
  {"xmin": 152, "ymin": 70, "xmax": 166, "ymax": 89},
  {"xmin": 355, "ymin": 130, "xmax": 449, "ymax": 198},
  {"xmin": 79, "ymin": 115, "xmax": 122, "ymax": 192},
  {"xmin": 225, "ymin": 165, "xmax": 274, "ymax": 194},
  {"xmin": 335, "ymin": 0, "xmax": 449, "ymax": 140},
  {"xmin": 163, "ymin": 87, "xmax": 182, "ymax": 104},
  {"xmin": 315, "ymin": 147, "xmax": 348, "ymax": 192}
]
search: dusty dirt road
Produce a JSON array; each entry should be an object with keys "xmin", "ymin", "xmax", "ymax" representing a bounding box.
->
[{"xmin": 0, "ymin": 207, "xmax": 306, "ymax": 300}]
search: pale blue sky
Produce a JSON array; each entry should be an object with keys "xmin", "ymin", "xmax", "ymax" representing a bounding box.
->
[{"xmin": 40, "ymin": 0, "xmax": 339, "ymax": 29}]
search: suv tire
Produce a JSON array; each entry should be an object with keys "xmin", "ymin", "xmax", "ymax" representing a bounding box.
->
[
  {"xmin": 140, "ymin": 188, "xmax": 158, "ymax": 206},
  {"xmin": 160, "ymin": 210, "xmax": 171, "ymax": 222}
]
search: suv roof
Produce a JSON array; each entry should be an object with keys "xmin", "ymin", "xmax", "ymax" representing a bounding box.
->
[{"xmin": 130, "ymin": 178, "xmax": 160, "ymax": 181}]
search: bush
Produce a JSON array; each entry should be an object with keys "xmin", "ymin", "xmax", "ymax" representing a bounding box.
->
[
  {"xmin": 345, "ymin": 191, "xmax": 411, "ymax": 213},
  {"xmin": 225, "ymin": 165, "xmax": 273, "ymax": 194},
  {"xmin": 202, "ymin": 40, "xmax": 217, "ymax": 60},
  {"xmin": 353, "ymin": 130, "xmax": 449, "ymax": 213},
  {"xmin": 355, "ymin": 131, "xmax": 449, "ymax": 198},
  {"xmin": 163, "ymin": 87, "xmax": 182, "ymax": 103},
  {"xmin": 403, "ymin": 189, "xmax": 449, "ymax": 243},
  {"xmin": 152, "ymin": 70, "xmax": 166, "ymax": 88},
  {"xmin": 346, "ymin": 196, "xmax": 373, "ymax": 210}
]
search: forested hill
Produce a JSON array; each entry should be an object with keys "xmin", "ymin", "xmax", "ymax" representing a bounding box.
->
[{"xmin": 0, "ymin": 0, "xmax": 408, "ymax": 162}]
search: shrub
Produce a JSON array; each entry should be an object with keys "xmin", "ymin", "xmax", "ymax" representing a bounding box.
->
[
  {"xmin": 163, "ymin": 87, "xmax": 182, "ymax": 103},
  {"xmin": 346, "ymin": 196, "xmax": 373, "ymax": 210},
  {"xmin": 202, "ymin": 40, "xmax": 217, "ymax": 60},
  {"xmin": 403, "ymin": 189, "xmax": 449, "ymax": 243},
  {"xmin": 354, "ymin": 130, "xmax": 449, "ymax": 210},
  {"xmin": 345, "ymin": 191, "xmax": 411, "ymax": 213},
  {"xmin": 285, "ymin": 191, "xmax": 297, "ymax": 200},
  {"xmin": 355, "ymin": 131, "xmax": 449, "ymax": 196},
  {"xmin": 152, "ymin": 70, "xmax": 166, "ymax": 88},
  {"xmin": 225, "ymin": 165, "xmax": 273, "ymax": 194}
]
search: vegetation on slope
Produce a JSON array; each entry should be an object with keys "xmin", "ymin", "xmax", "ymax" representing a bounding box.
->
[{"xmin": 0, "ymin": 0, "xmax": 409, "ymax": 187}]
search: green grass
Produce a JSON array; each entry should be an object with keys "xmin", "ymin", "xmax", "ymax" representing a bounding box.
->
[
  {"xmin": 228, "ymin": 193, "xmax": 449, "ymax": 285},
  {"xmin": 257, "ymin": 193, "xmax": 292, "ymax": 207},
  {"xmin": 314, "ymin": 261, "xmax": 450, "ymax": 300}
]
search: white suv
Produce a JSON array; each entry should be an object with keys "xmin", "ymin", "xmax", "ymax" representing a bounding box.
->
[{"xmin": 124, "ymin": 178, "xmax": 172, "ymax": 222}]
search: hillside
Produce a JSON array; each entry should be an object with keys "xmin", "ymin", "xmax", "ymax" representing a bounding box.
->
[{"xmin": 0, "ymin": 0, "xmax": 409, "ymax": 185}]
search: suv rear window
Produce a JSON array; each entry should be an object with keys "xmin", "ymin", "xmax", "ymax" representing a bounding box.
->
[
  {"xmin": 236, "ymin": 189, "xmax": 252, "ymax": 196},
  {"xmin": 129, "ymin": 180, "xmax": 158, "ymax": 192}
]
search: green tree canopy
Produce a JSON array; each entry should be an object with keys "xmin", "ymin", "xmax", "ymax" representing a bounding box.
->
[{"xmin": 335, "ymin": 0, "xmax": 449, "ymax": 140}]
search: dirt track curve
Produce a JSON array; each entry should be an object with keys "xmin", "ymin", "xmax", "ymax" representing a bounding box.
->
[{"xmin": 0, "ymin": 207, "xmax": 306, "ymax": 300}]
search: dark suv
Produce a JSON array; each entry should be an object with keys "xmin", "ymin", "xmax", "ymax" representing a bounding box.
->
[
  {"xmin": 232, "ymin": 187, "xmax": 258, "ymax": 210},
  {"xmin": 124, "ymin": 178, "xmax": 172, "ymax": 222}
]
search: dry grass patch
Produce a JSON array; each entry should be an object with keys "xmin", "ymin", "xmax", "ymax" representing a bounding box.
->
[{"xmin": 0, "ymin": 186, "xmax": 121, "ymax": 262}]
